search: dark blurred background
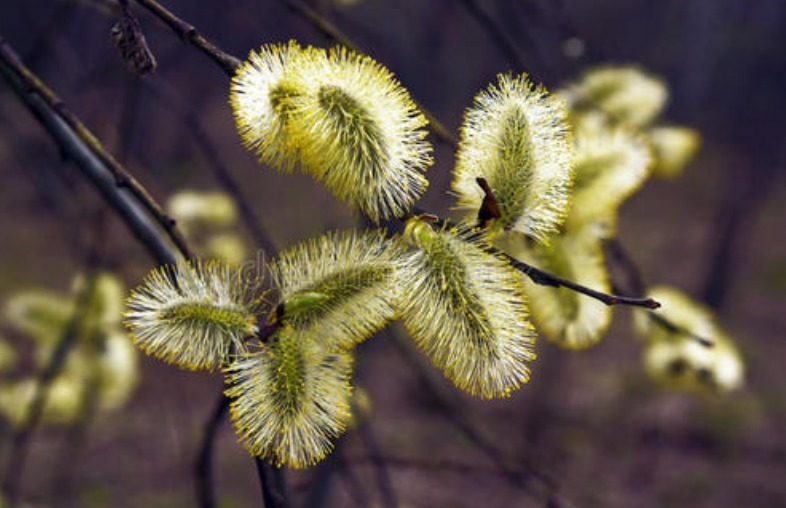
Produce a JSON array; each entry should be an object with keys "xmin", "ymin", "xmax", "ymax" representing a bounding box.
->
[{"xmin": 1, "ymin": 0, "xmax": 785, "ymax": 507}]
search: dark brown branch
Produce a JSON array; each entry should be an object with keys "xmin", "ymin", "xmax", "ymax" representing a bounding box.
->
[
  {"xmin": 413, "ymin": 210, "xmax": 660, "ymax": 310},
  {"xmin": 647, "ymin": 311, "xmax": 714, "ymax": 348},
  {"xmin": 255, "ymin": 459, "xmax": 290, "ymax": 508},
  {"xmin": 132, "ymin": 0, "xmax": 241, "ymax": 76},
  {"xmin": 0, "ymin": 36, "xmax": 186, "ymax": 265},
  {"xmin": 195, "ymin": 394, "xmax": 230, "ymax": 508},
  {"xmin": 503, "ymin": 253, "xmax": 660, "ymax": 309}
]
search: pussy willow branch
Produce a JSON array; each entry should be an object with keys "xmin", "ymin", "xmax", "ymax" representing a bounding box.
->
[
  {"xmin": 126, "ymin": 0, "xmax": 654, "ymax": 313},
  {"xmin": 0, "ymin": 34, "xmax": 284, "ymax": 508},
  {"xmin": 504, "ymin": 252, "xmax": 660, "ymax": 309},
  {"xmin": 0, "ymin": 37, "xmax": 189, "ymax": 265}
]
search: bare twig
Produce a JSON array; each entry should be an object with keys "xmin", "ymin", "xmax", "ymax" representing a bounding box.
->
[
  {"xmin": 132, "ymin": 0, "xmax": 241, "ymax": 76},
  {"xmin": 195, "ymin": 394, "xmax": 230, "ymax": 508},
  {"xmin": 356, "ymin": 422, "xmax": 398, "ymax": 508},
  {"xmin": 413, "ymin": 210, "xmax": 660, "ymax": 310},
  {"xmin": 503, "ymin": 252, "xmax": 660, "ymax": 309},
  {"xmin": 388, "ymin": 332, "xmax": 570, "ymax": 507},
  {"xmin": 455, "ymin": 0, "xmax": 526, "ymax": 71},
  {"xmin": 0, "ymin": 36, "xmax": 189, "ymax": 264}
]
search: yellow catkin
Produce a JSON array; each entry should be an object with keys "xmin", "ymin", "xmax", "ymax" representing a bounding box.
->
[
  {"xmin": 398, "ymin": 219, "xmax": 536, "ymax": 398},
  {"xmin": 452, "ymin": 73, "xmax": 574, "ymax": 243}
]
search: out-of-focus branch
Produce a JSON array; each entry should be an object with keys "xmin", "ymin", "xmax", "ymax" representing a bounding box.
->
[
  {"xmin": 195, "ymin": 394, "xmax": 229, "ymax": 508},
  {"xmin": 141, "ymin": 79, "xmax": 279, "ymax": 255},
  {"xmin": 280, "ymin": 0, "xmax": 457, "ymax": 147},
  {"xmin": 455, "ymin": 0, "xmax": 526, "ymax": 71},
  {"xmin": 0, "ymin": 36, "xmax": 189, "ymax": 265},
  {"xmin": 0, "ymin": 273, "xmax": 98, "ymax": 507},
  {"xmin": 389, "ymin": 332, "xmax": 571, "ymax": 508}
]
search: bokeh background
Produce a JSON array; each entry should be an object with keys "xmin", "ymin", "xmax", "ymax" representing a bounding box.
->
[{"xmin": 1, "ymin": 0, "xmax": 785, "ymax": 506}]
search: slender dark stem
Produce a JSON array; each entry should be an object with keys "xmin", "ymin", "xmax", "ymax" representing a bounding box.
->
[
  {"xmin": 413, "ymin": 210, "xmax": 660, "ymax": 310},
  {"xmin": 455, "ymin": 0, "xmax": 526, "ymax": 70},
  {"xmin": 132, "ymin": 0, "xmax": 241, "ymax": 76},
  {"xmin": 647, "ymin": 312, "xmax": 714, "ymax": 348},
  {"xmin": 195, "ymin": 394, "xmax": 230, "ymax": 508},
  {"xmin": 0, "ymin": 36, "xmax": 188, "ymax": 265},
  {"xmin": 504, "ymin": 253, "xmax": 660, "ymax": 309},
  {"xmin": 357, "ymin": 422, "xmax": 397, "ymax": 508},
  {"xmin": 255, "ymin": 459, "xmax": 290, "ymax": 508}
]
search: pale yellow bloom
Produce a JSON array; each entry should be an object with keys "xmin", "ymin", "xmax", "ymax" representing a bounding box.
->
[
  {"xmin": 225, "ymin": 326, "xmax": 354, "ymax": 468},
  {"xmin": 452, "ymin": 73, "xmax": 574, "ymax": 243},
  {"xmin": 564, "ymin": 126, "xmax": 652, "ymax": 237},
  {"xmin": 270, "ymin": 229, "xmax": 400, "ymax": 351},
  {"xmin": 398, "ymin": 219, "xmax": 536, "ymax": 398},
  {"xmin": 562, "ymin": 66, "xmax": 668, "ymax": 127},
  {"xmin": 648, "ymin": 126, "xmax": 701, "ymax": 179},
  {"xmin": 124, "ymin": 261, "xmax": 264, "ymax": 371},
  {"xmin": 634, "ymin": 286, "xmax": 744, "ymax": 392},
  {"xmin": 281, "ymin": 46, "xmax": 433, "ymax": 222},
  {"xmin": 230, "ymin": 41, "xmax": 313, "ymax": 173}
]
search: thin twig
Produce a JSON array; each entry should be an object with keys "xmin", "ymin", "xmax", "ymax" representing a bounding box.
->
[
  {"xmin": 132, "ymin": 0, "xmax": 241, "ymax": 76},
  {"xmin": 603, "ymin": 238, "xmax": 714, "ymax": 346},
  {"xmin": 388, "ymin": 332, "xmax": 569, "ymax": 507},
  {"xmin": 414, "ymin": 210, "xmax": 660, "ymax": 310},
  {"xmin": 255, "ymin": 459, "xmax": 290, "ymax": 508},
  {"xmin": 356, "ymin": 422, "xmax": 398, "ymax": 508},
  {"xmin": 0, "ymin": 36, "xmax": 189, "ymax": 264},
  {"xmin": 455, "ymin": 0, "xmax": 526, "ymax": 71},
  {"xmin": 195, "ymin": 394, "xmax": 230, "ymax": 508},
  {"xmin": 504, "ymin": 253, "xmax": 660, "ymax": 309}
]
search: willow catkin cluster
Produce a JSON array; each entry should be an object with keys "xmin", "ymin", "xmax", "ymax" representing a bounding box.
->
[
  {"xmin": 562, "ymin": 66, "xmax": 668, "ymax": 127},
  {"xmin": 565, "ymin": 126, "xmax": 652, "ymax": 237},
  {"xmin": 398, "ymin": 219, "xmax": 536, "ymax": 398},
  {"xmin": 225, "ymin": 326, "xmax": 354, "ymax": 468},
  {"xmin": 1, "ymin": 273, "xmax": 139, "ymax": 426},
  {"xmin": 634, "ymin": 286, "xmax": 744, "ymax": 393},
  {"xmin": 124, "ymin": 261, "xmax": 263, "ymax": 371},
  {"xmin": 452, "ymin": 73, "xmax": 574, "ymax": 242},
  {"xmin": 230, "ymin": 42, "xmax": 432, "ymax": 223}
]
